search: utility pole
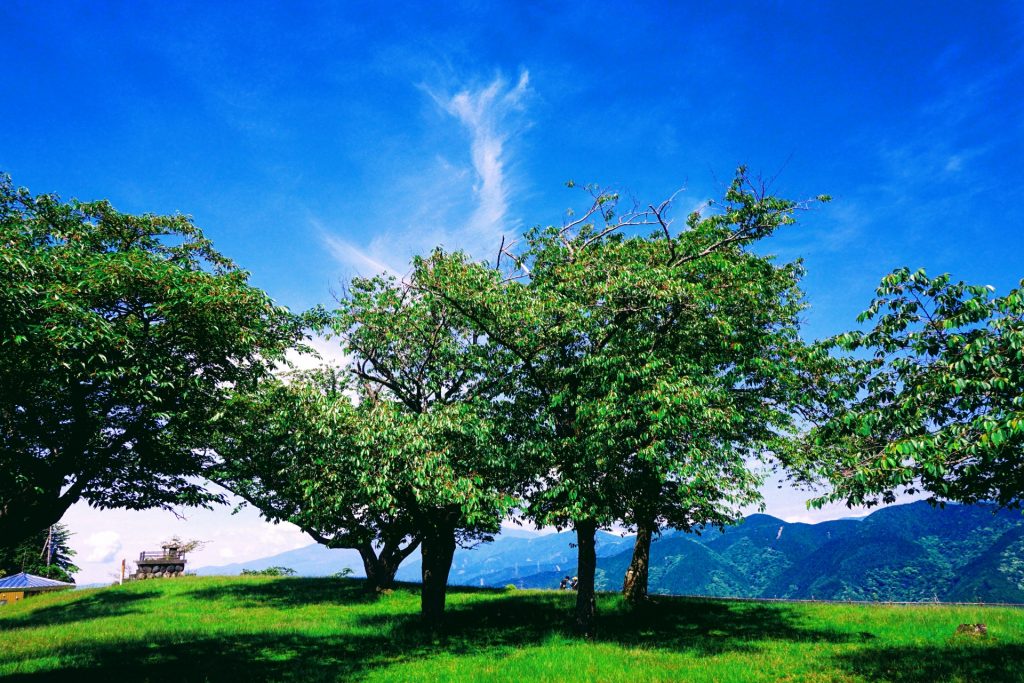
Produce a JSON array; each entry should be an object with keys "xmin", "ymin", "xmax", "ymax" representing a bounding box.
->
[{"xmin": 40, "ymin": 525, "xmax": 53, "ymax": 566}]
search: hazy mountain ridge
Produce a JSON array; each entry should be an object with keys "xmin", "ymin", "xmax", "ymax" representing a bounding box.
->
[
  {"xmin": 194, "ymin": 544, "xmax": 364, "ymax": 578},
  {"xmin": 195, "ymin": 501, "xmax": 1024, "ymax": 602},
  {"xmin": 395, "ymin": 529, "xmax": 635, "ymax": 585}
]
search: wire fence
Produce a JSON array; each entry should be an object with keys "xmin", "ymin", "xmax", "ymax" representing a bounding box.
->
[{"xmin": 656, "ymin": 592, "xmax": 1024, "ymax": 609}]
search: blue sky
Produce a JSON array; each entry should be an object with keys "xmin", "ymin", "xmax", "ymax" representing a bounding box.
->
[{"xmin": 3, "ymin": 2, "xmax": 1023, "ymax": 582}]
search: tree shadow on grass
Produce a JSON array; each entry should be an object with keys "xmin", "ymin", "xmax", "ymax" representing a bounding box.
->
[
  {"xmin": 834, "ymin": 642, "xmax": 1024, "ymax": 683},
  {"xmin": 0, "ymin": 585, "xmax": 883, "ymax": 682},
  {"xmin": 603, "ymin": 597, "xmax": 874, "ymax": 653},
  {"xmin": 186, "ymin": 577, "xmax": 382, "ymax": 609},
  {"xmin": 0, "ymin": 630, "xmax": 393, "ymax": 682},
  {"xmin": 362, "ymin": 592, "xmax": 873, "ymax": 658},
  {"xmin": 0, "ymin": 589, "xmax": 157, "ymax": 630}
]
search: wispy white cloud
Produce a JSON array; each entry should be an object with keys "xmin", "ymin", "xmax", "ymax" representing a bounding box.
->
[
  {"xmin": 437, "ymin": 70, "xmax": 530, "ymax": 239},
  {"xmin": 775, "ymin": 55, "xmax": 1022, "ymax": 270},
  {"xmin": 317, "ymin": 70, "xmax": 531, "ymax": 278},
  {"xmin": 315, "ymin": 221, "xmax": 402, "ymax": 279},
  {"xmin": 872, "ymin": 52, "xmax": 1022, "ymax": 204}
]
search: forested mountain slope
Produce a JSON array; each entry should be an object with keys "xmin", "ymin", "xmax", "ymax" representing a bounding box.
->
[{"xmin": 482, "ymin": 502, "xmax": 1024, "ymax": 602}]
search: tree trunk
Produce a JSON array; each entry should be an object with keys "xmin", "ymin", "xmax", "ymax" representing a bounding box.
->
[
  {"xmin": 357, "ymin": 544, "xmax": 385, "ymax": 593},
  {"xmin": 574, "ymin": 518, "xmax": 598, "ymax": 638},
  {"xmin": 357, "ymin": 537, "xmax": 421, "ymax": 593},
  {"xmin": 420, "ymin": 523, "xmax": 457, "ymax": 631},
  {"xmin": 378, "ymin": 536, "xmax": 420, "ymax": 590},
  {"xmin": 0, "ymin": 488, "xmax": 78, "ymax": 557},
  {"xmin": 623, "ymin": 519, "xmax": 654, "ymax": 603}
]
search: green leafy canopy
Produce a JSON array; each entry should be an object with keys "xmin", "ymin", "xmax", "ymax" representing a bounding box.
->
[
  {"xmin": 807, "ymin": 268, "xmax": 1024, "ymax": 509},
  {"xmin": 0, "ymin": 174, "xmax": 305, "ymax": 551}
]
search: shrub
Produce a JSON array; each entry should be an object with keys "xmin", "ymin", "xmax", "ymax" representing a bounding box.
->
[{"xmin": 240, "ymin": 566, "xmax": 296, "ymax": 577}]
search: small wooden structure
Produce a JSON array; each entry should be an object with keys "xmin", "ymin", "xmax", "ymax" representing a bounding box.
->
[
  {"xmin": 132, "ymin": 542, "xmax": 188, "ymax": 580},
  {"xmin": 0, "ymin": 572, "xmax": 74, "ymax": 606}
]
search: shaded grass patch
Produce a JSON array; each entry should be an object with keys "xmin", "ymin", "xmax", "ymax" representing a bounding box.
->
[{"xmin": 0, "ymin": 575, "xmax": 1021, "ymax": 682}]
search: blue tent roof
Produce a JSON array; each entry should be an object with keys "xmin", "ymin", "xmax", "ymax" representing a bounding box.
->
[{"xmin": 0, "ymin": 572, "xmax": 74, "ymax": 591}]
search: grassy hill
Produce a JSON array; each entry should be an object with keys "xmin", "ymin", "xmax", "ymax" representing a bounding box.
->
[{"xmin": 2, "ymin": 576, "xmax": 1023, "ymax": 682}]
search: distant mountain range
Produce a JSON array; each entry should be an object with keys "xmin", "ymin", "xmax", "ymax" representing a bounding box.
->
[
  {"xmin": 194, "ymin": 544, "xmax": 365, "ymax": 578},
  {"xmin": 194, "ymin": 501, "xmax": 1024, "ymax": 603}
]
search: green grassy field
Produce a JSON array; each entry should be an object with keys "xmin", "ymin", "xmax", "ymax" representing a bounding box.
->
[{"xmin": 1, "ymin": 576, "xmax": 1022, "ymax": 682}]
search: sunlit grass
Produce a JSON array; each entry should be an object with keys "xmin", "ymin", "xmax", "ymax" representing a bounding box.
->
[{"xmin": 1, "ymin": 575, "xmax": 1021, "ymax": 681}]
